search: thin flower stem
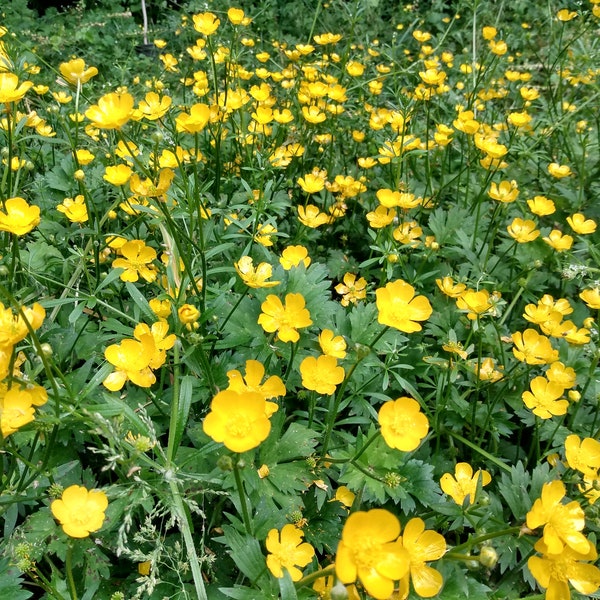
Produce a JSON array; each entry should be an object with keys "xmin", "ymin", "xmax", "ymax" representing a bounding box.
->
[
  {"xmin": 168, "ymin": 479, "xmax": 209, "ymax": 600},
  {"xmin": 210, "ymin": 291, "xmax": 246, "ymax": 355},
  {"xmin": 65, "ymin": 542, "xmax": 78, "ymax": 600},
  {"xmin": 296, "ymin": 564, "xmax": 335, "ymax": 588},
  {"xmin": 233, "ymin": 461, "xmax": 253, "ymax": 536},
  {"xmin": 450, "ymin": 526, "xmax": 523, "ymax": 554},
  {"xmin": 321, "ymin": 326, "xmax": 389, "ymax": 457},
  {"xmin": 446, "ymin": 429, "xmax": 511, "ymax": 473},
  {"xmin": 352, "ymin": 430, "xmax": 381, "ymax": 463},
  {"xmin": 166, "ymin": 342, "xmax": 181, "ymax": 467}
]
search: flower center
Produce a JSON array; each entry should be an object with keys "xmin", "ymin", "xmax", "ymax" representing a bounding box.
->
[{"xmin": 227, "ymin": 416, "xmax": 252, "ymax": 438}]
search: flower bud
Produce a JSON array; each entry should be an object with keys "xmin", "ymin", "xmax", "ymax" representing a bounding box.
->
[
  {"xmin": 330, "ymin": 581, "xmax": 349, "ymax": 600},
  {"xmin": 39, "ymin": 343, "xmax": 53, "ymax": 358},
  {"xmin": 479, "ymin": 545, "xmax": 498, "ymax": 569},
  {"xmin": 216, "ymin": 455, "xmax": 233, "ymax": 471}
]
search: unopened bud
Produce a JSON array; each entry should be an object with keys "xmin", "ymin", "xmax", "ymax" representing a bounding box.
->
[{"xmin": 479, "ymin": 545, "xmax": 498, "ymax": 569}]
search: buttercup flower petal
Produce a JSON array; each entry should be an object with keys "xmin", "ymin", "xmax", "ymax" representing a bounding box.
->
[{"xmin": 51, "ymin": 485, "xmax": 108, "ymax": 538}]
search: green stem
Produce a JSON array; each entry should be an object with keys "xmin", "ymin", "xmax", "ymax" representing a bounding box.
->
[
  {"xmin": 166, "ymin": 342, "xmax": 181, "ymax": 467},
  {"xmin": 450, "ymin": 526, "xmax": 523, "ymax": 554},
  {"xmin": 233, "ymin": 461, "xmax": 253, "ymax": 536},
  {"xmin": 168, "ymin": 479, "xmax": 208, "ymax": 600},
  {"xmin": 446, "ymin": 430, "xmax": 511, "ymax": 473},
  {"xmin": 296, "ymin": 564, "xmax": 335, "ymax": 588},
  {"xmin": 65, "ymin": 542, "xmax": 78, "ymax": 600},
  {"xmin": 306, "ymin": 0, "xmax": 323, "ymax": 45}
]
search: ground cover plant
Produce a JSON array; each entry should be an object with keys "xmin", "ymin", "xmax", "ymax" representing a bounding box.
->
[{"xmin": 1, "ymin": 0, "xmax": 600, "ymax": 598}]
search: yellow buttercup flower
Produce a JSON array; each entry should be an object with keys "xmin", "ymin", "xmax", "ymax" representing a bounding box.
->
[
  {"xmin": 543, "ymin": 229, "xmax": 573, "ymax": 251},
  {"xmin": 436, "ymin": 276, "xmax": 466, "ymax": 298},
  {"xmin": 455, "ymin": 289, "xmax": 493, "ymax": 320},
  {"xmin": 335, "ymin": 509, "xmax": 409, "ymax": 599},
  {"xmin": 566, "ymin": 213, "xmax": 596, "ymax": 235},
  {"xmin": 512, "ymin": 329, "xmax": 558, "ymax": 364},
  {"xmin": 564, "ymin": 434, "xmax": 600, "ymax": 477},
  {"xmin": 474, "ymin": 357, "xmax": 504, "ymax": 382},
  {"xmin": 226, "ymin": 359, "xmax": 285, "ymax": 408},
  {"xmin": 546, "ymin": 362, "xmax": 576, "ymax": 389},
  {"xmin": 527, "ymin": 195, "xmax": 555, "ymax": 216},
  {"xmin": 227, "ymin": 7, "xmax": 246, "ymax": 25},
  {"xmin": 75, "ymin": 149, "xmax": 94, "ymax": 165},
  {"xmin": 440, "ymin": 462, "xmax": 491, "ymax": 505},
  {"xmin": 178, "ymin": 304, "xmax": 201, "ymax": 330},
  {"xmin": 507, "ymin": 111, "xmax": 532, "ymax": 128},
  {"xmin": 0, "ymin": 197, "xmax": 40, "ymax": 236},
  {"xmin": 0, "ymin": 301, "xmax": 45, "ymax": 350},
  {"xmin": 528, "ymin": 538, "xmax": 600, "ymax": 600},
  {"xmin": 149, "ymin": 298, "xmax": 171, "ymax": 320},
  {"xmin": 112, "ymin": 240, "xmax": 158, "ymax": 283},
  {"xmin": 299, "ymin": 355, "xmax": 345, "ymax": 395},
  {"xmin": 298, "ymin": 204, "xmax": 329, "ymax": 228},
  {"xmin": 202, "ymin": 389, "xmax": 271, "ymax": 452},
  {"xmin": 547, "ymin": 162, "xmax": 572, "ymax": 178},
  {"xmin": 489, "ymin": 39, "xmax": 508, "ymax": 55},
  {"xmin": 57, "ymin": 195, "xmax": 88, "ymax": 223},
  {"xmin": 254, "ymin": 223, "xmax": 277, "ymax": 247},
  {"xmin": 397, "ymin": 518, "xmax": 446, "ymax": 599},
  {"xmin": 318, "ymin": 329, "xmax": 347, "ymax": 359},
  {"xmin": 301, "ymin": 105, "xmax": 326, "ymax": 124},
  {"xmin": 103, "ymin": 164, "xmax": 133, "ymax": 186},
  {"xmin": 0, "ymin": 387, "xmax": 40, "ymax": 437},
  {"xmin": 258, "ymin": 293, "xmax": 312, "ymax": 343},
  {"xmin": 0, "ymin": 72, "xmax": 33, "ymax": 103},
  {"xmin": 279, "ymin": 245, "xmax": 311, "ymax": 270},
  {"xmin": 367, "ymin": 205, "xmax": 396, "ymax": 228},
  {"xmin": 313, "ymin": 33, "xmax": 342, "ymax": 45},
  {"xmin": 297, "ymin": 172, "xmax": 326, "ymax": 194},
  {"xmin": 378, "ymin": 397, "xmax": 429, "ymax": 452},
  {"xmin": 522, "ymin": 376, "xmax": 568, "ymax": 419},
  {"xmin": 176, "ymin": 103, "xmax": 212, "ymax": 133},
  {"xmin": 51, "ymin": 485, "xmax": 108, "ymax": 538},
  {"xmin": 482, "ymin": 26, "xmax": 497, "ymax": 40},
  {"xmin": 506, "ymin": 218, "xmax": 540, "ymax": 243},
  {"xmin": 234, "ymin": 256, "xmax": 280, "ymax": 288},
  {"xmin": 137, "ymin": 92, "xmax": 171, "ymax": 120},
  {"xmin": 59, "ymin": 58, "xmax": 98, "ymax": 85},
  {"xmin": 557, "ymin": 8, "xmax": 578, "ymax": 21},
  {"xmin": 526, "ymin": 480, "xmax": 589, "ymax": 554},
  {"xmin": 335, "ymin": 273, "xmax": 367, "ymax": 306},
  {"xmin": 580, "ymin": 287, "xmax": 600, "ymax": 309},
  {"xmin": 85, "ymin": 92, "xmax": 134, "ymax": 130},
  {"xmin": 376, "ymin": 279, "xmax": 432, "ymax": 333},
  {"xmin": 103, "ymin": 334, "xmax": 157, "ymax": 391},
  {"xmin": 488, "ymin": 180, "xmax": 519, "ymax": 203},
  {"xmin": 193, "ymin": 12, "xmax": 220, "ymax": 36},
  {"xmin": 133, "ymin": 322, "xmax": 175, "ymax": 370},
  {"xmin": 266, "ymin": 524, "xmax": 315, "ymax": 581},
  {"xmin": 346, "ymin": 61, "xmax": 365, "ymax": 76}
]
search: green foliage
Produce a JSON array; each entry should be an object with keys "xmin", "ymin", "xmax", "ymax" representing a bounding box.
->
[{"xmin": 1, "ymin": 0, "xmax": 600, "ymax": 598}]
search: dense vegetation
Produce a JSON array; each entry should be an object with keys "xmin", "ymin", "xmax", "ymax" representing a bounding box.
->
[{"xmin": 1, "ymin": 0, "xmax": 599, "ymax": 598}]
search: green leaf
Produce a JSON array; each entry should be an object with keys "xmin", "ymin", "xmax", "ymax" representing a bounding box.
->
[
  {"xmin": 125, "ymin": 281, "xmax": 157, "ymax": 322},
  {"xmin": 498, "ymin": 461, "xmax": 550, "ymax": 521},
  {"xmin": 170, "ymin": 375, "xmax": 194, "ymax": 460},
  {"xmin": 218, "ymin": 586, "xmax": 272, "ymax": 600},
  {"xmin": 261, "ymin": 422, "xmax": 319, "ymax": 464},
  {"xmin": 437, "ymin": 561, "xmax": 492, "ymax": 599},
  {"xmin": 277, "ymin": 569, "xmax": 298, "ymax": 600},
  {"xmin": 23, "ymin": 240, "xmax": 63, "ymax": 271},
  {"xmin": 219, "ymin": 525, "xmax": 268, "ymax": 584},
  {"xmin": 0, "ymin": 557, "xmax": 33, "ymax": 600}
]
